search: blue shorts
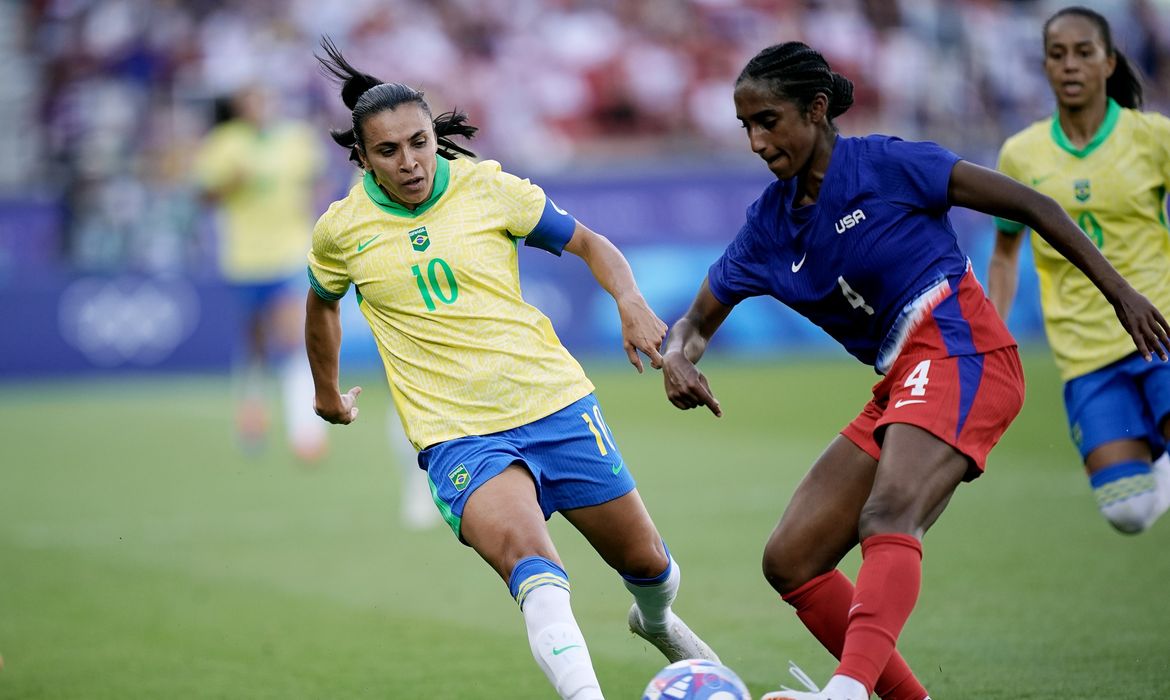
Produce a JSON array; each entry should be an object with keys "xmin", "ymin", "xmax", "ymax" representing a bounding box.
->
[
  {"xmin": 418, "ymin": 394, "xmax": 636, "ymax": 541},
  {"xmin": 1064, "ymin": 352, "xmax": 1170, "ymax": 459},
  {"xmin": 230, "ymin": 276, "xmax": 301, "ymax": 318}
]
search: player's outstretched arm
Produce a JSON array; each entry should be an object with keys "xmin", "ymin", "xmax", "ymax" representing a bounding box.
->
[
  {"xmin": 563, "ymin": 222, "xmax": 666, "ymax": 373},
  {"xmin": 662, "ymin": 279, "xmax": 732, "ymax": 417},
  {"xmin": 305, "ymin": 290, "xmax": 361, "ymax": 424},
  {"xmin": 949, "ymin": 160, "xmax": 1170, "ymax": 361}
]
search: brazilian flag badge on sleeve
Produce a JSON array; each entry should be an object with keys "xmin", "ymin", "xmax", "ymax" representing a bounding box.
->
[
  {"xmin": 409, "ymin": 226, "xmax": 430, "ymax": 252},
  {"xmin": 448, "ymin": 464, "xmax": 470, "ymax": 491}
]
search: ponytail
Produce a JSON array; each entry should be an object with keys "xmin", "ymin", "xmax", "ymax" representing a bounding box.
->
[
  {"xmin": 316, "ymin": 36, "xmax": 478, "ymax": 165},
  {"xmin": 1107, "ymin": 50, "xmax": 1143, "ymax": 110}
]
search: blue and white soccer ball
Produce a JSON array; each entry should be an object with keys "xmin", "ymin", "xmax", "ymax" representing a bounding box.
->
[{"xmin": 642, "ymin": 658, "xmax": 752, "ymax": 700}]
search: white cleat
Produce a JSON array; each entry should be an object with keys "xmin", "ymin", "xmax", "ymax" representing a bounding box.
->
[
  {"xmin": 760, "ymin": 661, "xmax": 831, "ymax": 700},
  {"xmin": 627, "ymin": 604, "xmax": 720, "ymax": 664}
]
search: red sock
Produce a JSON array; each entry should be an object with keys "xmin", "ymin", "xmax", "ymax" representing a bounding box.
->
[
  {"xmin": 782, "ymin": 569, "xmax": 928, "ymax": 700},
  {"xmin": 836, "ymin": 534, "xmax": 924, "ymax": 695}
]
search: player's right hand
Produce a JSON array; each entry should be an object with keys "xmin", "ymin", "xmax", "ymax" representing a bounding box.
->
[
  {"xmin": 1112, "ymin": 285, "xmax": 1170, "ymax": 362},
  {"xmin": 662, "ymin": 353, "xmax": 721, "ymax": 417},
  {"xmin": 315, "ymin": 386, "xmax": 362, "ymax": 424}
]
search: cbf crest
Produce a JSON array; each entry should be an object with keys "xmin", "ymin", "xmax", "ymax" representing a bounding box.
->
[
  {"xmin": 409, "ymin": 226, "xmax": 430, "ymax": 252},
  {"xmin": 448, "ymin": 464, "xmax": 470, "ymax": 491},
  {"xmin": 1074, "ymin": 179, "xmax": 1091, "ymax": 202}
]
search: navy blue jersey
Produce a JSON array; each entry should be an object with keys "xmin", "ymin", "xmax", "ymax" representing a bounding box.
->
[{"xmin": 709, "ymin": 135, "xmax": 985, "ymax": 372}]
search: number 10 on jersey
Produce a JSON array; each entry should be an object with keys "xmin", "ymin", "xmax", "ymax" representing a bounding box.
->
[{"xmin": 412, "ymin": 258, "xmax": 459, "ymax": 311}]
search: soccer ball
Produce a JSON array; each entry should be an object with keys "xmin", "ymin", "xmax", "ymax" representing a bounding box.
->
[{"xmin": 642, "ymin": 658, "xmax": 752, "ymax": 700}]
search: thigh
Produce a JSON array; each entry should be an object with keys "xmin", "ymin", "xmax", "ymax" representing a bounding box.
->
[
  {"xmin": 461, "ymin": 465, "xmax": 561, "ymax": 582},
  {"xmin": 418, "ymin": 434, "xmax": 531, "ymax": 541},
  {"xmin": 562, "ymin": 489, "xmax": 666, "ymax": 578},
  {"xmin": 764, "ymin": 435, "xmax": 878, "ymax": 592},
  {"xmin": 862, "ymin": 423, "xmax": 970, "ymax": 539}
]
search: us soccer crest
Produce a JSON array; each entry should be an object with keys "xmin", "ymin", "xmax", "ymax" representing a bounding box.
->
[
  {"xmin": 1074, "ymin": 179, "xmax": 1091, "ymax": 202},
  {"xmin": 448, "ymin": 464, "xmax": 470, "ymax": 491},
  {"xmin": 409, "ymin": 226, "xmax": 430, "ymax": 252}
]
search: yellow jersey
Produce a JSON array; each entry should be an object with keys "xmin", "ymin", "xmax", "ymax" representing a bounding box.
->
[
  {"xmin": 996, "ymin": 100, "xmax": 1170, "ymax": 380},
  {"xmin": 308, "ymin": 157, "xmax": 593, "ymax": 449},
  {"xmin": 193, "ymin": 119, "xmax": 323, "ymax": 282}
]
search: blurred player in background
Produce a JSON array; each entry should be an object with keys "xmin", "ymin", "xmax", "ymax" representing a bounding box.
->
[
  {"xmin": 989, "ymin": 6, "xmax": 1170, "ymax": 535},
  {"xmin": 193, "ymin": 85, "xmax": 328, "ymax": 461},
  {"xmin": 661, "ymin": 41, "xmax": 1170, "ymax": 700},
  {"xmin": 193, "ymin": 84, "xmax": 437, "ymax": 528},
  {"xmin": 305, "ymin": 40, "xmax": 717, "ymax": 699}
]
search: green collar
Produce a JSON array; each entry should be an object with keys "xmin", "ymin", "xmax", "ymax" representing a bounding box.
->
[
  {"xmin": 363, "ymin": 157, "xmax": 451, "ymax": 217},
  {"xmin": 1051, "ymin": 98, "xmax": 1120, "ymax": 158}
]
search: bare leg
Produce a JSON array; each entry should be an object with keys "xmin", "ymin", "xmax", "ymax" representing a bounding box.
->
[
  {"xmin": 564, "ymin": 490, "xmax": 718, "ymax": 662},
  {"xmin": 461, "ymin": 465, "xmax": 603, "ymax": 700}
]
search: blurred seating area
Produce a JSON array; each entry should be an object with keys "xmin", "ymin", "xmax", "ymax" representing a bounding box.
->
[{"xmin": 2, "ymin": 0, "xmax": 1168, "ymax": 274}]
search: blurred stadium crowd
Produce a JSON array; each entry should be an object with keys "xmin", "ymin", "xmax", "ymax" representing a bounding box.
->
[{"xmin": 2, "ymin": 0, "xmax": 1168, "ymax": 273}]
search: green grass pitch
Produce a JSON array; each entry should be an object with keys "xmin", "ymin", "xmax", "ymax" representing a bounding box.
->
[{"xmin": 1, "ymin": 351, "xmax": 1168, "ymax": 698}]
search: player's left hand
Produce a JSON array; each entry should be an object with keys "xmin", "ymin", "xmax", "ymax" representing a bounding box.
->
[
  {"xmin": 1112, "ymin": 286, "xmax": 1170, "ymax": 361},
  {"xmin": 617, "ymin": 295, "xmax": 667, "ymax": 373}
]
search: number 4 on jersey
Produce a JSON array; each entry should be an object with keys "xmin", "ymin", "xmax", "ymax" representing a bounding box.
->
[{"xmin": 837, "ymin": 276, "xmax": 875, "ymax": 315}]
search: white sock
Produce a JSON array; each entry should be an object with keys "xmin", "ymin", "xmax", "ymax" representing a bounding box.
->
[
  {"xmin": 822, "ymin": 674, "xmax": 868, "ymax": 700},
  {"xmin": 281, "ymin": 353, "xmax": 325, "ymax": 453},
  {"xmin": 1149, "ymin": 452, "xmax": 1170, "ymax": 522},
  {"xmin": 521, "ymin": 585, "xmax": 604, "ymax": 699},
  {"xmin": 623, "ymin": 554, "xmax": 680, "ymax": 632}
]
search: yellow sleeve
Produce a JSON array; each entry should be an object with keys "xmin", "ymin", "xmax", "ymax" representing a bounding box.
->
[
  {"xmin": 1152, "ymin": 112, "xmax": 1170, "ymax": 189},
  {"xmin": 192, "ymin": 127, "xmax": 241, "ymax": 192},
  {"xmin": 484, "ymin": 160, "xmax": 549, "ymax": 237},
  {"xmin": 307, "ymin": 214, "xmax": 350, "ymax": 301},
  {"xmin": 994, "ymin": 141, "xmax": 1027, "ymax": 235}
]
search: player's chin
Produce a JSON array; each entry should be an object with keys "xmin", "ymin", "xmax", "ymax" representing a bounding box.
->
[{"xmin": 767, "ymin": 158, "xmax": 794, "ymax": 180}]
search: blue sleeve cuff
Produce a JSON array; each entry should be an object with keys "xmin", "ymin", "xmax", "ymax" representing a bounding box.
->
[
  {"xmin": 523, "ymin": 197, "xmax": 577, "ymax": 256},
  {"xmin": 307, "ymin": 266, "xmax": 347, "ymax": 301}
]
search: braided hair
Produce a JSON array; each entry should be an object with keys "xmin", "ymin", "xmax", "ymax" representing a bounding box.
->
[
  {"xmin": 316, "ymin": 37, "xmax": 478, "ymax": 165},
  {"xmin": 736, "ymin": 42, "xmax": 854, "ymax": 126},
  {"xmin": 1044, "ymin": 6, "xmax": 1143, "ymax": 109}
]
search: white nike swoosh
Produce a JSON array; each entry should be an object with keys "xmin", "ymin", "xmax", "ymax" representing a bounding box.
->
[
  {"xmin": 894, "ymin": 399, "xmax": 927, "ymax": 408},
  {"xmin": 791, "ymin": 253, "xmax": 807, "ymax": 273}
]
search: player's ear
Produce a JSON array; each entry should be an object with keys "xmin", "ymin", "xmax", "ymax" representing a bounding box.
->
[{"xmin": 808, "ymin": 93, "xmax": 829, "ymax": 124}]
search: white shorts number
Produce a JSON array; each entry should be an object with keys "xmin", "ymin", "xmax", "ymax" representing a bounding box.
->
[{"xmin": 904, "ymin": 359, "xmax": 931, "ymax": 396}]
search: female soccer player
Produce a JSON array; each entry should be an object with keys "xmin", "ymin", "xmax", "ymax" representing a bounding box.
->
[
  {"xmin": 660, "ymin": 41, "xmax": 1169, "ymax": 700},
  {"xmin": 193, "ymin": 85, "xmax": 328, "ymax": 461},
  {"xmin": 988, "ymin": 6, "xmax": 1170, "ymax": 534},
  {"xmin": 305, "ymin": 41, "xmax": 717, "ymax": 700}
]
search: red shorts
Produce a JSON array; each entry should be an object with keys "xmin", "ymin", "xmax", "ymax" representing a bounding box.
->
[{"xmin": 841, "ymin": 344, "xmax": 1025, "ymax": 477}]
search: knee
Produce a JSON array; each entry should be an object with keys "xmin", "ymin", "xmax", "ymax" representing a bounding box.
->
[
  {"xmin": 857, "ymin": 492, "xmax": 915, "ymax": 540},
  {"xmin": 616, "ymin": 539, "xmax": 670, "ymax": 579},
  {"xmin": 761, "ymin": 538, "xmax": 821, "ymax": 595}
]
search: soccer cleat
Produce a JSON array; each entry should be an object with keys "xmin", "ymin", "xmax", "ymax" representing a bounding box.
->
[
  {"xmin": 761, "ymin": 661, "xmax": 827, "ymax": 700},
  {"xmin": 627, "ymin": 604, "xmax": 720, "ymax": 664}
]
